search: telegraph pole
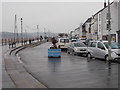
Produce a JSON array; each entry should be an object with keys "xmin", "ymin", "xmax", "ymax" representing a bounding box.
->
[
  {"xmin": 25, "ymin": 29, "xmax": 27, "ymax": 41},
  {"xmin": 14, "ymin": 15, "xmax": 17, "ymax": 43},
  {"xmin": 44, "ymin": 28, "xmax": 46, "ymax": 40},
  {"xmin": 14, "ymin": 15, "xmax": 19, "ymax": 43},
  {"xmin": 21, "ymin": 18, "xmax": 23, "ymax": 45},
  {"xmin": 37, "ymin": 25, "xmax": 39, "ymax": 41},
  {"xmin": 107, "ymin": 0, "xmax": 111, "ymax": 69}
]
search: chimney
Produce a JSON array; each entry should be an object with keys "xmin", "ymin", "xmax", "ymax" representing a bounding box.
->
[{"xmin": 104, "ymin": 0, "xmax": 106, "ymax": 8}]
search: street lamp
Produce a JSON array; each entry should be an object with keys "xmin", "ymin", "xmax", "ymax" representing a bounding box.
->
[
  {"xmin": 107, "ymin": 0, "xmax": 112, "ymax": 69},
  {"xmin": 21, "ymin": 18, "xmax": 23, "ymax": 45},
  {"xmin": 37, "ymin": 25, "xmax": 39, "ymax": 41}
]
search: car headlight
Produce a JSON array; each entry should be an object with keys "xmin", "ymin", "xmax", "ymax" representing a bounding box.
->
[
  {"xmin": 74, "ymin": 48, "xmax": 78, "ymax": 51},
  {"xmin": 111, "ymin": 52, "xmax": 118, "ymax": 57}
]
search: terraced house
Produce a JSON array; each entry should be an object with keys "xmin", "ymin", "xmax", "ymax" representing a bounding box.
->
[{"xmin": 81, "ymin": 1, "xmax": 119, "ymax": 42}]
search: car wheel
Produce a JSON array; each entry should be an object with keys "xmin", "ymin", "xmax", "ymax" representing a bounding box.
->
[
  {"xmin": 72, "ymin": 50, "xmax": 76, "ymax": 56},
  {"xmin": 67, "ymin": 50, "xmax": 70, "ymax": 54},
  {"xmin": 85, "ymin": 54, "xmax": 87, "ymax": 57},
  {"xmin": 105, "ymin": 55, "xmax": 109, "ymax": 61},
  {"xmin": 58, "ymin": 56, "xmax": 61, "ymax": 58},
  {"xmin": 74, "ymin": 53, "xmax": 77, "ymax": 56},
  {"xmin": 87, "ymin": 53, "xmax": 92, "ymax": 58},
  {"xmin": 87, "ymin": 53, "xmax": 92, "ymax": 61},
  {"xmin": 58, "ymin": 45, "xmax": 60, "ymax": 48}
]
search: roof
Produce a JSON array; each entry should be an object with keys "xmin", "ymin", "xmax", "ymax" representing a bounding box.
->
[
  {"xmin": 92, "ymin": 2, "xmax": 114, "ymax": 17},
  {"xmin": 83, "ymin": 17, "xmax": 92, "ymax": 25}
]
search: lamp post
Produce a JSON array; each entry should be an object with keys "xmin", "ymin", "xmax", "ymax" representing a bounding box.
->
[
  {"xmin": 21, "ymin": 18, "xmax": 23, "ymax": 45},
  {"xmin": 107, "ymin": 0, "xmax": 112, "ymax": 69},
  {"xmin": 25, "ymin": 29, "xmax": 27, "ymax": 41},
  {"xmin": 37, "ymin": 25, "xmax": 39, "ymax": 41}
]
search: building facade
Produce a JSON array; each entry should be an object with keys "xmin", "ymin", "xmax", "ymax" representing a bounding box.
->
[
  {"xmin": 117, "ymin": 1, "xmax": 120, "ymax": 43},
  {"xmin": 100, "ymin": 2, "xmax": 119, "ymax": 42},
  {"xmin": 89, "ymin": 1, "xmax": 119, "ymax": 42},
  {"xmin": 82, "ymin": 18, "xmax": 92, "ymax": 39},
  {"xmin": 91, "ymin": 13, "xmax": 99, "ymax": 40},
  {"xmin": 70, "ymin": 1, "xmax": 119, "ymax": 42}
]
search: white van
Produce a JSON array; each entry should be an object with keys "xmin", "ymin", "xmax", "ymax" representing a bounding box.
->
[{"xmin": 57, "ymin": 38, "xmax": 70, "ymax": 50}]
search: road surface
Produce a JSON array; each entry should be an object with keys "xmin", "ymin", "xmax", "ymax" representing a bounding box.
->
[{"xmin": 18, "ymin": 42, "xmax": 118, "ymax": 88}]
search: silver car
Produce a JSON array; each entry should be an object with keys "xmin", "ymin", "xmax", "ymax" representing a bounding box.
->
[
  {"xmin": 67, "ymin": 42, "xmax": 87, "ymax": 56},
  {"xmin": 87, "ymin": 40, "xmax": 120, "ymax": 62}
]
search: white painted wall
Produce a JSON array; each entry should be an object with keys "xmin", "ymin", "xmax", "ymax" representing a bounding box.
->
[
  {"xmin": 100, "ymin": 2, "xmax": 118, "ymax": 42},
  {"xmin": 91, "ymin": 14, "xmax": 98, "ymax": 40},
  {"xmin": 118, "ymin": 1, "xmax": 120, "ymax": 30}
]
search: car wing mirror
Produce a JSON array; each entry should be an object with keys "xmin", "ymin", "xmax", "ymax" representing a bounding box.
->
[{"xmin": 101, "ymin": 47, "xmax": 105, "ymax": 50}]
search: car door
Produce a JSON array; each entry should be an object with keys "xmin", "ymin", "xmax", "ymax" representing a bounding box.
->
[
  {"xmin": 68, "ymin": 43, "xmax": 73, "ymax": 53},
  {"xmin": 70, "ymin": 43, "xmax": 75, "ymax": 53},
  {"xmin": 96, "ymin": 42, "xmax": 106, "ymax": 59},
  {"xmin": 89, "ymin": 42, "xmax": 97, "ymax": 57}
]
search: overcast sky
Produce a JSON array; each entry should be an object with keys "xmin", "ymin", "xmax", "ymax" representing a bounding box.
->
[{"xmin": 2, "ymin": 2, "xmax": 106, "ymax": 33}]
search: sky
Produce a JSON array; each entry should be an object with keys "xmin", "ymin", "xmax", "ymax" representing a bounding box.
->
[{"xmin": 2, "ymin": 1, "xmax": 109, "ymax": 33}]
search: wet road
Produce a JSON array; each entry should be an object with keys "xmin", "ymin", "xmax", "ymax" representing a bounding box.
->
[{"xmin": 19, "ymin": 42, "xmax": 118, "ymax": 88}]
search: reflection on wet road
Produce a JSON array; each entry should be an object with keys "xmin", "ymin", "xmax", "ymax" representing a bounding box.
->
[{"xmin": 19, "ymin": 42, "xmax": 118, "ymax": 88}]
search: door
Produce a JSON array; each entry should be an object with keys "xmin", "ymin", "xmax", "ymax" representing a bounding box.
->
[
  {"xmin": 89, "ymin": 42, "xmax": 97, "ymax": 57},
  {"xmin": 68, "ymin": 43, "xmax": 73, "ymax": 53},
  {"xmin": 96, "ymin": 42, "xmax": 106, "ymax": 59}
]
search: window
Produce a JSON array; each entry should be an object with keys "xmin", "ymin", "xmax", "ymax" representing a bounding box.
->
[
  {"xmin": 104, "ymin": 42, "xmax": 119, "ymax": 49},
  {"xmin": 60, "ymin": 39, "xmax": 64, "ymax": 43},
  {"xmin": 106, "ymin": 13, "xmax": 109, "ymax": 19},
  {"xmin": 97, "ymin": 42, "xmax": 105, "ymax": 50},
  {"xmin": 60, "ymin": 39, "xmax": 69, "ymax": 43},
  {"xmin": 89, "ymin": 42, "xmax": 97, "ymax": 47},
  {"xmin": 74, "ymin": 43, "xmax": 86, "ymax": 47},
  {"xmin": 71, "ymin": 40, "xmax": 76, "ymax": 42}
]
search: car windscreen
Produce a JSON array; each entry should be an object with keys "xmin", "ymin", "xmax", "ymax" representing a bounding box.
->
[
  {"xmin": 60, "ymin": 39, "xmax": 69, "ymax": 43},
  {"xmin": 80, "ymin": 38, "xmax": 86, "ymax": 40},
  {"xmin": 71, "ymin": 40, "xmax": 76, "ymax": 42},
  {"xmin": 74, "ymin": 43, "xmax": 86, "ymax": 47},
  {"xmin": 103, "ymin": 42, "xmax": 119, "ymax": 49}
]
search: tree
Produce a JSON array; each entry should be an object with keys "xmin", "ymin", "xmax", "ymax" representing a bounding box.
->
[
  {"xmin": 58, "ymin": 33, "xmax": 64, "ymax": 37},
  {"xmin": 64, "ymin": 33, "xmax": 68, "ymax": 37}
]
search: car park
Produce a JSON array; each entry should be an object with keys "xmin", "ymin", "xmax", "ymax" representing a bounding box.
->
[
  {"xmin": 87, "ymin": 40, "xmax": 120, "ymax": 62},
  {"xmin": 67, "ymin": 42, "xmax": 87, "ymax": 56},
  {"xmin": 57, "ymin": 38, "xmax": 70, "ymax": 50}
]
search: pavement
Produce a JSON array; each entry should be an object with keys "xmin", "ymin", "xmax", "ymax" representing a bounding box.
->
[
  {"xmin": 18, "ymin": 42, "xmax": 118, "ymax": 88},
  {"xmin": 2, "ymin": 41, "xmax": 47, "ymax": 88},
  {"xmin": 2, "ymin": 45, "xmax": 16, "ymax": 88}
]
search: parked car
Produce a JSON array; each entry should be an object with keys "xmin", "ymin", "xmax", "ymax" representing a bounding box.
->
[
  {"xmin": 76, "ymin": 38, "xmax": 86, "ymax": 44},
  {"xmin": 67, "ymin": 42, "xmax": 87, "ymax": 56},
  {"xmin": 87, "ymin": 40, "xmax": 120, "ymax": 62},
  {"xmin": 57, "ymin": 38, "xmax": 70, "ymax": 50},
  {"xmin": 84, "ymin": 39, "xmax": 93, "ymax": 46}
]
